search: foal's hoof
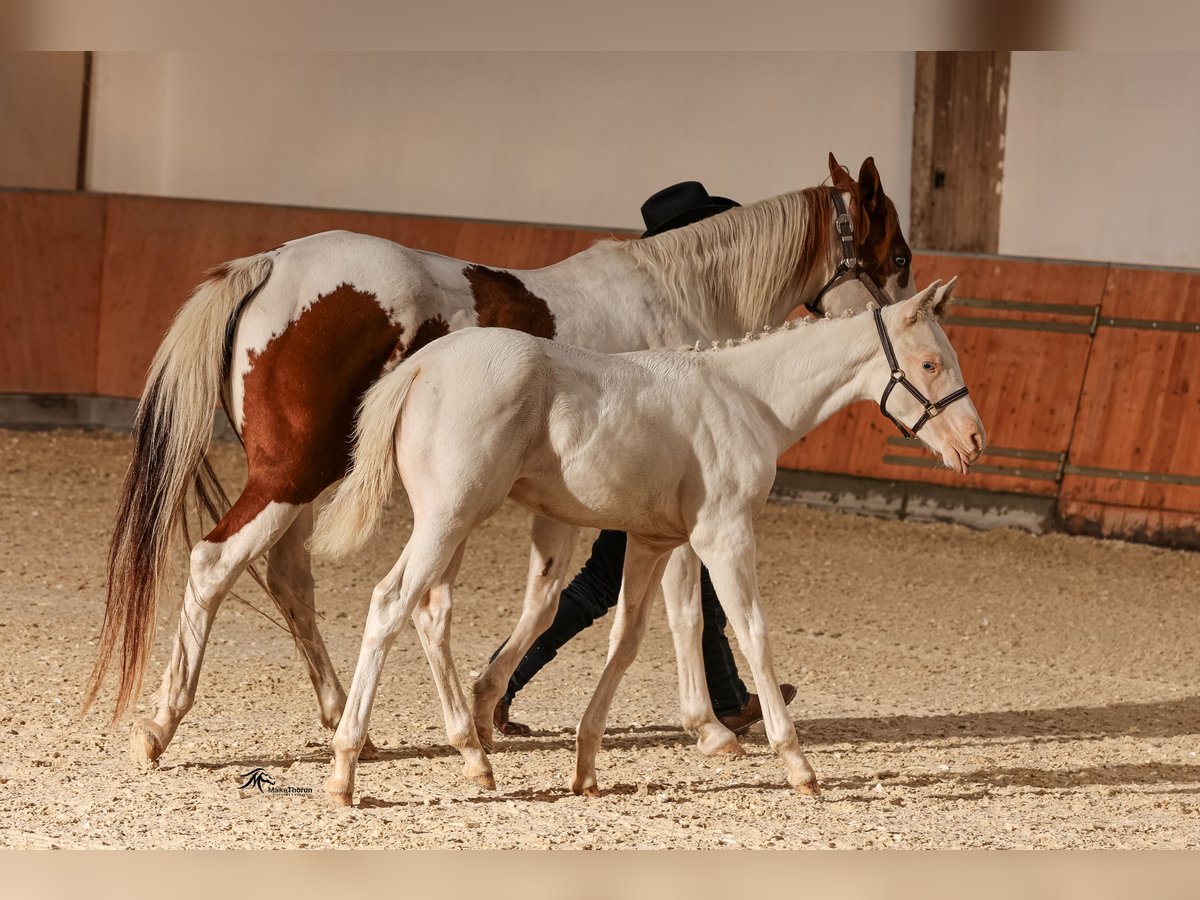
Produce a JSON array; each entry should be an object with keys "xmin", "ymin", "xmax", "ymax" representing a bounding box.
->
[
  {"xmin": 468, "ymin": 770, "xmax": 497, "ymax": 791},
  {"xmin": 129, "ymin": 719, "xmax": 166, "ymax": 770},
  {"xmin": 325, "ymin": 778, "xmax": 354, "ymax": 807},
  {"xmin": 358, "ymin": 736, "xmax": 382, "ymax": 761},
  {"xmin": 792, "ymin": 774, "xmax": 821, "ymax": 797},
  {"xmin": 697, "ymin": 730, "xmax": 744, "ymax": 758},
  {"xmin": 571, "ymin": 774, "xmax": 601, "ymax": 798}
]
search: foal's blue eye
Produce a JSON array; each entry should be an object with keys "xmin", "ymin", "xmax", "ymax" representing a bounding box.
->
[{"xmin": 895, "ymin": 256, "xmax": 909, "ymax": 268}]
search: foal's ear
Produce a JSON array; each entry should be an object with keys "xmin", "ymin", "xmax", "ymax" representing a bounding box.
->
[
  {"xmin": 858, "ymin": 157, "xmax": 882, "ymax": 213},
  {"xmin": 930, "ymin": 276, "xmax": 958, "ymax": 321},
  {"xmin": 901, "ymin": 279, "xmax": 943, "ymax": 324},
  {"xmin": 905, "ymin": 277, "xmax": 958, "ymax": 323},
  {"xmin": 828, "ymin": 152, "xmax": 854, "ymax": 191}
]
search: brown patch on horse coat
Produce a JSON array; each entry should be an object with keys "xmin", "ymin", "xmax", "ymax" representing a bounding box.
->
[
  {"xmin": 464, "ymin": 266, "xmax": 556, "ymax": 338},
  {"xmin": 206, "ymin": 284, "xmax": 405, "ymax": 542}
]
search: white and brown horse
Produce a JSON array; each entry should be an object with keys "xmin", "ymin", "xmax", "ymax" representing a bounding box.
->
[
  {"xmin": 312, "ymin": 280, "xmax": 984, "ymax": 804},
  {"xmin": 86, "ymin": 155, "xmax": 917, "ymax": 767}
]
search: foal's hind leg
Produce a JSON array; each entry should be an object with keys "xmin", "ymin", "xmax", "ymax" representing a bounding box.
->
[
  {"xmin": 572, "ymin": 538, "xmax": 670, "ymax": 798},
  {"xmin": 130, "ymin": 500, "xmax": 300, "ymax": 768},
  {"xmin": 411, "ymin": 539, "xmax": 494, "ymax": 789},
  {"xmin": 326, "ymin": 525, "xmax": 468, "ymax": 805},
  {"xmin": 470, "ymin": 516, "xmax": 578, "ymax": 751}
]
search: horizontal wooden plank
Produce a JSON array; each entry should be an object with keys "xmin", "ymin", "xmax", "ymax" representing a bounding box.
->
[{"xmin": 0, "ymin": 192, "xmax": 105, "ymax": 394}]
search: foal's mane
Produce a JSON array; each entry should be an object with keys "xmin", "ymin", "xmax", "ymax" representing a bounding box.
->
[{"xmin": 607, "ymin": 187, "xmax": 834, "ymax": 333}]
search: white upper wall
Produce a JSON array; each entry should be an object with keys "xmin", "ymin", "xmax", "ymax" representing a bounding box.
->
[
  {"xmin": 1001, "ymin": 51, "xmax": 1200, "ymax": 268},
  {"xmin": 87, "ymin": 51, "xmax": 914, "ymax": 232}
]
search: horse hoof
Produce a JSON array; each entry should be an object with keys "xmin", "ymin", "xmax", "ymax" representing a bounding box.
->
[
  {"xmin": 469, "ymin": 771, "xmax": 496, "ymax": 790},
  {"xmin": 475, "ymin": 725, "xmax": 495, "ymax": 755},
  {"xmin": 358, "ymin": 736, "xmax": 382, "ymax": 761},
  {"xmin": 325, "ymin": 777, "xmax": 354, "ymax": 807},
  {"xmin": 698, "ymin": 732, "xmax": 744, "ymax": 758},
  {"xmin": 793, "ymin": 775, "xmax": 821, "ymax": 797},
  {"xmin": 128, "ymin": 720, "xmax": 165, "ymax": 770},
  {"xmin": 571, "ymin": 775, "xmax": 600, "ymax": 798}
]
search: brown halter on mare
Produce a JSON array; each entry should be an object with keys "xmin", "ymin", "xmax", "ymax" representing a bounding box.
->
[
  {"xmin": 805, "ymin": 188, "xmax": 892, "ymax": 316},
  {"xmin": 803, "ymin": 186, "xmax": 969, "ymax": 439}
]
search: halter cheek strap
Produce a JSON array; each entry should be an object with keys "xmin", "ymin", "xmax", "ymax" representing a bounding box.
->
[
  {"xmin": 806, "ymin": 189, "xmax": 890, "ymax": 316},
  {"xmin": 872, "ymin": 307, "xmax": 971, "ymax": 438}
]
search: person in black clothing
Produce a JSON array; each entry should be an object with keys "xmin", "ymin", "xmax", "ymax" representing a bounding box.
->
[{"xmin": 490, "ymin": 181, "xmax": 797, "ymax": 738}]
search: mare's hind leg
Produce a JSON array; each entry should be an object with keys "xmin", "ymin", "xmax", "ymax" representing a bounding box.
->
[
  {"xmin": 130, "ymin": 499, "xmax": 300, "ymax": 768},
  {"xmin": 266, "ymin": 506, "xmax": 379, "ymax": 757},
  {"xmin": 411, "ymin": 540, "xmax": 494, "ymax": 789},
  {"xmin": 572, "ymin": 538, "xmax": 670, "ymax": 797},
  {"xmin": 470, "ymin": 515, "xmax": 579, "ymax": 751}
]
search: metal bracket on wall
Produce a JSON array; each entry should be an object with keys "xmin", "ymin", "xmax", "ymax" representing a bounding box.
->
[
  {"xmin": 945, "ymin": 297, "xmax": 1200, "ymax": 336},
  {"xmin": 884, "ymin": 438, "xmax": 1200, "ymax": 487},
  {"xmin": 883, "ymin": 437, "xmax": 1064, "ymax": 482}
]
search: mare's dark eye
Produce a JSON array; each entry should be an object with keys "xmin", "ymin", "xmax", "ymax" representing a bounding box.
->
[
  {"xmin": 922, "ymin": 361, "xmax": 935, "ymax": 372},
  {"xmin": 895, "ymin": 256, "xmax": 909, "ymax": 268}
]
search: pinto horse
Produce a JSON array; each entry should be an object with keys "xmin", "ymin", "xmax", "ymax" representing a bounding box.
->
[
  {"xmin": 86, "ymin": 154, "xmax": 916, "ymax": 768},
  {"xmin": 311, "ymin": 280, "xmax": 984, "ymax": 804}
]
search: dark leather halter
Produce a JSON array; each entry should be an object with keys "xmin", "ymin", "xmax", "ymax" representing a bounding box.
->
[
  {"xmin": 872, "ymin": 305, "xmax": 971, "ymax": 438},
  {"xmin": 805, "ymin": 188, "xmax": 891, "ymax": 316}
]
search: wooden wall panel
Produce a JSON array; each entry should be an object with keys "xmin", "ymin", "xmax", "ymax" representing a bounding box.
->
[
  {"xmin": 779, "ymin": 252, "xmax": 1106, "ymax": 496},
  {"xmin": 1059, "ymin": 266, "xmax": 1200, "ymax": 515},
  {"xmin": 0, "ymin": 191, "xmax": 105, "ymax": 394},
  {"xmin": 95, "ymin": 195, "xmax": 629, "ymax": 398}
]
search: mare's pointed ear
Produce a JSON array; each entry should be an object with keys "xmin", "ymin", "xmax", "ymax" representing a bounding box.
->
[
  {"xmin": 901, "ymin": 280, "xmax": 943, "ymax": 325},
  {"xmin": 858, "ymin": 157, "xmax": 882, "ymax": 212},
  {"xmin": 828, "ymin": 152, "xmax": 854, "ymax": 191}
]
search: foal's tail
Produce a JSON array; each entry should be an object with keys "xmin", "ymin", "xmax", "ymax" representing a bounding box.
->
[
  {"xmin": 84, "ymin": 254, "xmax": 274, "ymax": 722},
  {"xmin": 312, "ymin": 362, "xmax": 420, "ymax": 558}
]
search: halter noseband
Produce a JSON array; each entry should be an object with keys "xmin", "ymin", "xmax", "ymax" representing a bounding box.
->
[
  {"xmin": 805, "ymin": 188, "xmax": 891, "ymax": 316},
  {"xmin": 872, "ymin": 306, "xmax": 970, "ymax": 438}
]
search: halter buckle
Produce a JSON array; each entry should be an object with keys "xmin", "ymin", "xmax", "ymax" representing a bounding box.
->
[
  {"xmin": 926, "ymin": 404, "xmax": 940, "ymax": 418},
  {"xmin": 835, "ymin": 213, "xmax": 854, "ymax": 237}
]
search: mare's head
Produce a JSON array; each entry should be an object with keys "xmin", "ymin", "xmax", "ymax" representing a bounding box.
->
[
  {"xmin": 873, "ymin": 278, "xmax": 985, "ymax": 474},
  {"xmin": 817, "ymin": 153, "xmax": 916, "ymax": 317}
]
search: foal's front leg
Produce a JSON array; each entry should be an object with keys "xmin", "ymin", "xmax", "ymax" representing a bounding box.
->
[
  {"xmin": 692, "ymin": 519, "xmax": 819, "ymax": 795},
  {"xmin": 572, "ymin": 538, "xmax": 670, "ymax": 797},
  {"xmin": 660, "ymin": 544, "xmax": 742, "ymax": 757},
  {"xmin": 470, "ymin": 516, "xmax": 578, "ymax": 750}
]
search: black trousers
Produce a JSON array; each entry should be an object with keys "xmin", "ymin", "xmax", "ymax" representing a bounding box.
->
[{"xmin": 490, "ymin": 529, "xmax": 749, "ymax": 717}]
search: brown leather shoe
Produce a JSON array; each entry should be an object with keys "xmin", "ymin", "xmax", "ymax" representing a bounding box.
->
[
  {"xmin": 493, "ymin": 699, "xmax": 532, "ymax": 737},
  {"xmin": 719, "ymin": 684, "xmax": 798, "ymax": 735}
]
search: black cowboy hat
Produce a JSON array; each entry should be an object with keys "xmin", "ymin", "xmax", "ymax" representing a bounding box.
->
[{"xmin": 640, "ymin": 181, "xmax": 740, "ymax": 237}]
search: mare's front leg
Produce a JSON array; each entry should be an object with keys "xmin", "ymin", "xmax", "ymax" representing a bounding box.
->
[
  {"xmin": 572, "ymin": 538, "xmax": 670, "ymax": 797},
  {"xmin": 411, "ymin": 539, "xmax": 495, "ymax": 789},
  {"xmin": 660, "ymin": 544, "xmax": 742, "ymax": 757},
  {"xmin": 470, "ymin": 515, "xmax": 578, "ymax": 751},
  {"xmin": 692, "ymin": 517, "xmax": 819, "ymax": 796}
]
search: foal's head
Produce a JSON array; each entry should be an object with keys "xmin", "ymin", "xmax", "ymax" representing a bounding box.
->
[
  {"xmin": 875, "ymin": 279, "xmax": 986, "ymax": 474},
  {"xmin": 817, "ymin": 153, "xmax": 915, "ymax": 316}
]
